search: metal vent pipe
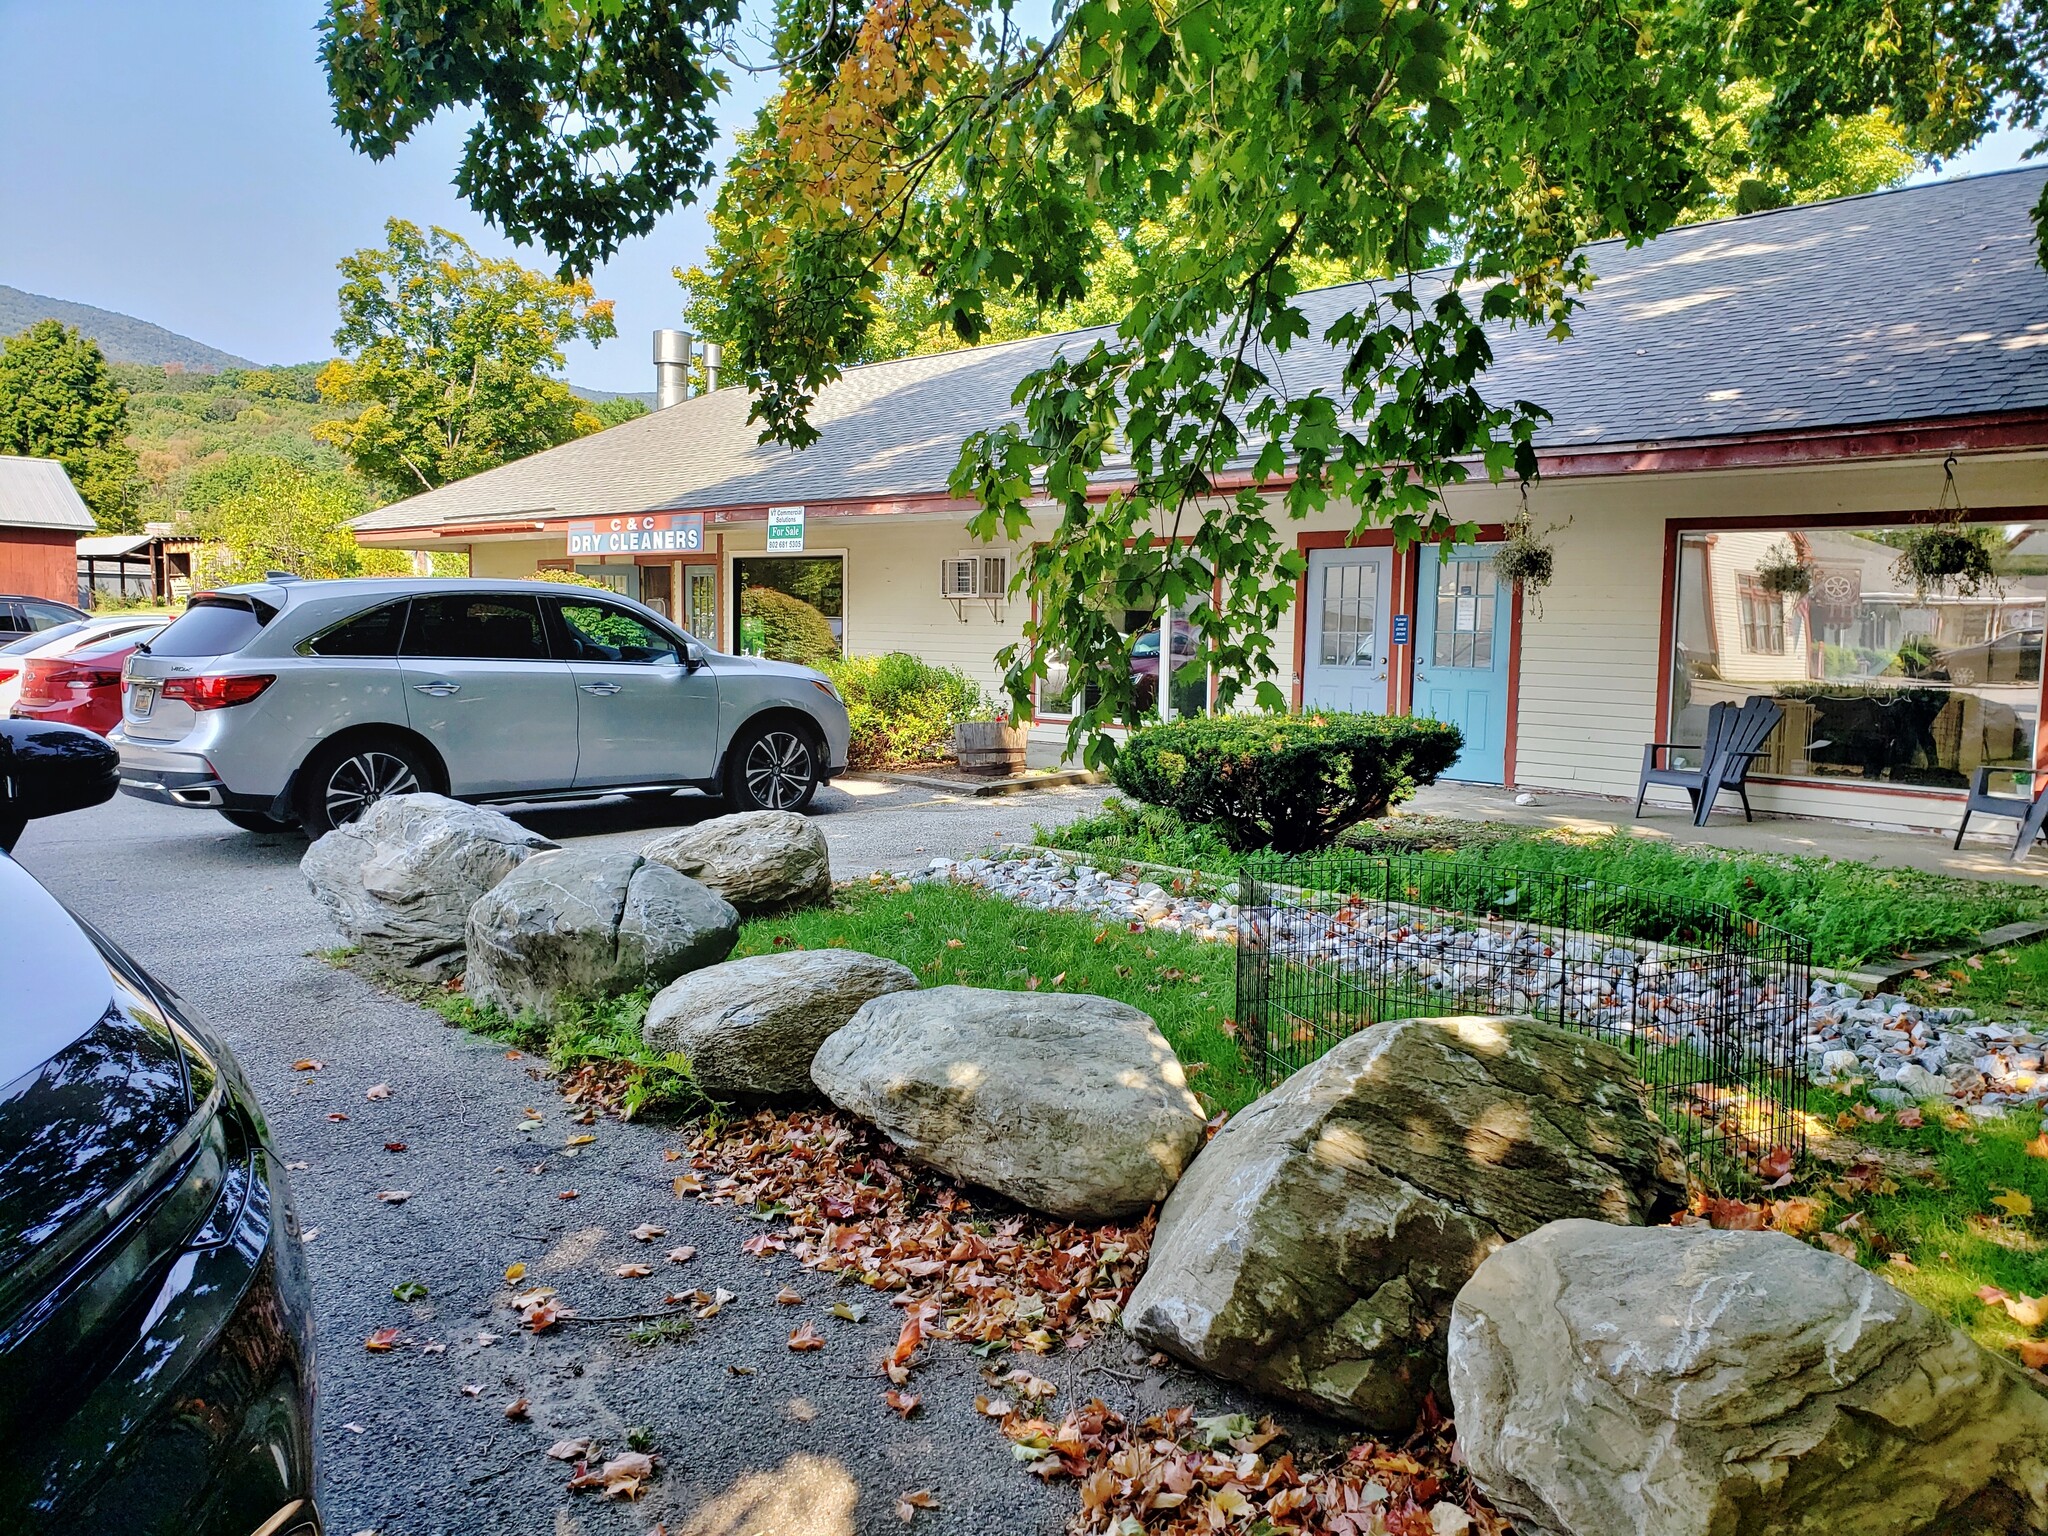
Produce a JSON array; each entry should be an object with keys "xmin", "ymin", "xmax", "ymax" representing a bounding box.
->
[
  {"xmin": 700, "ymin": 340, "xmax": 724, "ymax": 393},
  {"xmin": 653, "ymin": 329, "xmax": 694, "ymax": 409}
]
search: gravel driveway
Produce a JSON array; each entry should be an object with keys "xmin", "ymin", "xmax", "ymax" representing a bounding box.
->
[{"xmin": 11, "ymin": 779, "xmax": 1283, "ymax": 1536}]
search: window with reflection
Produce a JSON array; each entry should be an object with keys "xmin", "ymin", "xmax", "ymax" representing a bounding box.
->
[
  {"xmin": 1036, "ymin": 593, "xmax": 1212, "ymax": 722},
  {"xmin": 1668, "ymin": 524, "xmax": 2048, "ymax": 789}
]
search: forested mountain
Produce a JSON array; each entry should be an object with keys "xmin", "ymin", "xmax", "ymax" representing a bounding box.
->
[{"xmin": 0, "ymin": 285, "xmax": 255, "ymax": 370}]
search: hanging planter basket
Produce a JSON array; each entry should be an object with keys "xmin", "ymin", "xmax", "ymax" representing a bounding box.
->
[
  {"xmin": 1493, "ymin": 516, "xmax": 1560, "ymax": 616},
  {"xmin": 1889, "ymin": 456, "xmax": 2004, "ymax": 598},
  {"xmin": 1755, "ymin": 542, "xmax": 1816, "ymax": 598}
]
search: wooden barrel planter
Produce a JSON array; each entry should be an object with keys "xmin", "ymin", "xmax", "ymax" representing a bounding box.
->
[{"xmin": 955, "ymin": 720, "xmax": 1028, "ymax": 776}]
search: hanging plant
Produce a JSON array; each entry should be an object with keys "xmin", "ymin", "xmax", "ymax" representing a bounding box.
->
[
  {"xmin": 1755, "ymin": 541, "xmax": 1816, "ymax": 598},
  {"xmin": 1890, "ymin": 456, "xmax": 2004, "ymax": 598},
  {"xmin": 1493, "ymin": 514, "xmax": 1561, "ymax": 616}
]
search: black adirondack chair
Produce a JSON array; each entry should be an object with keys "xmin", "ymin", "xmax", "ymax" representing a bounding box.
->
[
  {"xmin": 1635, "ymin": 696, "xmax": 1785, "ymax": 827},
  {"xmin": 1953, "ymin": 767, "xmax": 2048, "ymax": 863}
]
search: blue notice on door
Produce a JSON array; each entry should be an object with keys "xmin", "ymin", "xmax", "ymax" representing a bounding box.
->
[{"xmin": 1391, "ymin": 614, "xmax": 1410, "ymax": 646}]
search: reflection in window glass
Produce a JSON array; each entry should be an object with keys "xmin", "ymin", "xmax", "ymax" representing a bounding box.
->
[
  {"xmin": 1035, "ymin": 592, "xmax": 1212, "ymax": 721},
  {"xmin": 1319, "ymin": 560, "xmax": 1378, "ymax": 667},
  {"xmin": 1668, "ymin": 524, "xmax": 2046, "ymax": 788},
  {"xmin": 1433, "ymin": 557, "xmax": 1495, "ymax": 669}
]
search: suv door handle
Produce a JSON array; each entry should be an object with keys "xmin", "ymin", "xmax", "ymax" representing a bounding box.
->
[
  {"xmin": 413, "ymin": 681, "xmax": 460, "ymax": 697},
  {"xmin": 579, "ymin": 681, "xmax": 623, "ymax": 696}
]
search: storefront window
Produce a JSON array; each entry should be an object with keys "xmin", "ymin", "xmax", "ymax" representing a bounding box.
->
[
  {"xmin": 1668, "ymin": 524, "xmax": 2047, "ymax": 789},
  {"xmin": 734, "ymin": 555, "xmax": 844, "ymax": 664},
  {"xmin": 1036, "ymin": 598, "xmax": 1212, "ymax": 721}
]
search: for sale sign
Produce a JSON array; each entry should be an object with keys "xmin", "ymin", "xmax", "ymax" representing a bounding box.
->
[
  {"xmin": 566, "ymin": 512, "xmax": 704, "ymax": 555},
  {"xmin": 765, "ymin": 505, "xmax": 806, "ymax": 552}
]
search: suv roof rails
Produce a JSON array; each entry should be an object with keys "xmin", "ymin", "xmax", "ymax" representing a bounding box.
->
[{"xmin": 264, "ymin": 571, "xmax": 303, "ymax": 583}]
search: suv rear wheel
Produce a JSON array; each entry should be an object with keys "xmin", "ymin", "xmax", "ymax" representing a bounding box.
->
[
  {"xmin": 724, "ymin": 719, "xmax": 822, "ymax": 813},
  {"xmin": 297, "ymin": 736, "xmax": 434, "ymax": 836}
]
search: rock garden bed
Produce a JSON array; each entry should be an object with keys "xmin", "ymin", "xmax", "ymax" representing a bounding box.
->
[{"xmin": 303, "ymin": 792, "xmax": 2048, "ymax": 1535}]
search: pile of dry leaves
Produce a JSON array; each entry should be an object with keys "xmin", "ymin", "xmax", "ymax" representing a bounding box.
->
[
  {"xmin": 680, "ymin": 1108, "xmax": 1151, "ymax": 1360},
  {"xmin": 994, "ymin": 1398, "xmax": 1504, "ymax": 1536},
  {"xmin": 681, "ymin": 1109, "xmax": 1509, "ymax": 1534}
]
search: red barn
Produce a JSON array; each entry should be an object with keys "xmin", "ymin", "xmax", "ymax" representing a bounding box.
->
[{"xmin": 0, "ymin": 455, "xmax": 96, "ymax": 603}]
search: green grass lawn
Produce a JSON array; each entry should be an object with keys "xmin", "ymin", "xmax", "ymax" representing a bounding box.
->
[
  {"xmin": 1900, "ymin": 939, "xmax": 2048, "ymax": 1021},
  {"xmin": 1039, "ymin": 799, "xmax": 2048, "ymax": 969},
  {"xmin": 1794, "ymin": 1087, "xmax": 2048, "ymax": 1366},
  {"xmin": 730, "ymin": 880, "xmax": 1258, "ymax": 1113}
]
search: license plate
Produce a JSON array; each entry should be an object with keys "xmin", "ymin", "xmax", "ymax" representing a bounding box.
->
[{"xmin": 131, "ymin": 682, "xmax": 157, "ymax": 718}]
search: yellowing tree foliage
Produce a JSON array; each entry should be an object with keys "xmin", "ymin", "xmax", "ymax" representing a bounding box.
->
[{"xmin": 315, "ymin": 219, "xmax": 619, "ymax": 499}]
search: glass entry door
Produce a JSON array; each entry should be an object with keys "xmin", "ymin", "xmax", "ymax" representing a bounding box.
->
[
  {"xmin": 1413, "ymin": 544, "xmax": 1513, "ymax": 783},
  {"xmin": 681, "ymin": 564, "xmax": 717, "ymax": 644},
  {"xmin": 1302, "ymin": 548, "xmax": 1391, "ymax": 713}
]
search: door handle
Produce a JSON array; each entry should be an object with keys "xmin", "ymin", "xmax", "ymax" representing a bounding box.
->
[
  {"xmin": 579, "ymin": 681, "xmax": 623, "ymax": 696},
  {"xmin": 412, "ymin": 681, "xmax": 460, "ymax": 697}
]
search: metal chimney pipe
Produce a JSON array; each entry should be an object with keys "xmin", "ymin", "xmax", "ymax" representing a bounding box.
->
[
  {"xmin": 700, "ymin": 340, "xmax": 723, "ymax": 393},
  {"xmin": 653, "ymin": 329, "xmax": 694, "ymax": 409}
]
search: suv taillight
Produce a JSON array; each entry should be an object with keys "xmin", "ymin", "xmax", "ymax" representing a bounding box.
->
[{"xmin": 159, "ymin": 674, "xmax": 276, "ymax": 710}]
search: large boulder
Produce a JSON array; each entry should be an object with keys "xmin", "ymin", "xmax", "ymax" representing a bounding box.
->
[
  {"xmin": 642, "ymin": 811, "xmax": 831, "ymax": 913},
  {"xmin": 464, "ymin": 849, "xmax": 739, "ymax": 1019},
  {"xmin": 301, "ymin": 793, "xmax": 555, "ymax": 981},
  {"xmin": 1122, "ymin": 1014, "xmax": 1685, "ymax": 1433},
  {"xmin": 1450, "ymin": 1220, "xmax": 2048, "ymax": 1536},
  {"xmin": 642, "ymin": 949, "xmax": 919, "ymax": 1097},
  {"xmin": 810, "ymin": 986, "xmax": 1207, "ymax": 1221}
]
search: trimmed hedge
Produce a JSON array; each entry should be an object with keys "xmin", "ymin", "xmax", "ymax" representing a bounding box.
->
[
  {"xmin": 1109, "ymin": 712, "xmax": 1464, "ymax": 854},
  {"xmin": 824, "ymin": 652, "xmax": 991, "ymax": 768},
  {"xmin": 739, "ymin": 586, "xmax": 839, "ymax": 667}
]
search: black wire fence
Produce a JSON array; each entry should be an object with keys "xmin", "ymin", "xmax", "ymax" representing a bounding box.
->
[{"xmin": 1235, "ymin": 848, "xmax": 1812, "ymax": 1177}]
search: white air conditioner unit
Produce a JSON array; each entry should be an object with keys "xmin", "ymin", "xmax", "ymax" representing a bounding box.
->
[
  {"xmin": 940, "ymin": 555, "xmax": 981, "ymax": 598},
  {"xmin": 979, "ymin": 553, "xmax": 1010, "ymax": 599}
]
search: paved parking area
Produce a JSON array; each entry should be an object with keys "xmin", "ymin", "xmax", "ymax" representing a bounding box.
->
[{"xmin": 14, "ymin": 778, "xmax": 1153, "ymax": 1536}]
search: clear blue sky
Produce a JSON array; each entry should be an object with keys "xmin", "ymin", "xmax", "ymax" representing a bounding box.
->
[
  {"xmin": 0, "ymin": 0, "xmax": 2033, "ymax": 393},
  {"xmin": 0, "ymin": 0, "xmax": 772, "ymax": 392}
]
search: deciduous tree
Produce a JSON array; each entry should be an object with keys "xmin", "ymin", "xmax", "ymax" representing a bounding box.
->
[
  {"xmin": 314, "ymin": 219, "xmax": 620, "ymax": 498},
  {"xmin": 0, "ymin": 319, "xmax": 140, "ymax": 530},
  {"xmin": 321, "ymin": 0, "xmax": 2044, "ymax": 758},
  {"xmin": 181, "ymin": 453, "xmax": 408, "ymax": 584}
]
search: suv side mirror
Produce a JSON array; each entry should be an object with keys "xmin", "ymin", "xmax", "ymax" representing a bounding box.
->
[
  {"xmin": 0, "ymin": 721, "xmax": 119, "ymax": 853},
  {"xmin": 681, "ymin": 640, "xmax": 709, "ymax": 670}
]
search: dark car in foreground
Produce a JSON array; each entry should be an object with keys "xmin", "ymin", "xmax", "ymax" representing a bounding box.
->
[{"xmin": 0, "ymin": 720, "xmax": 318, "ymax": 1534}]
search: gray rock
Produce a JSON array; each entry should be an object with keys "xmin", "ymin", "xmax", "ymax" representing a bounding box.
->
[
  {"xmin": 1894, "ymin": 1062, "xmax": 1955, "ymax": 1100},
  {"xmin": 300, "ymin": 793, "xmax": 555, "ymax": 981},
  {"xmin": 643, "ymin": 950, "xmax": 918, "ymax": 1097},
  {"xmin": 1122, "ymin": 1015, "xmax": 1685, "ymax": 1433},
  {"xmin": 810, "ymin": 986, "xmax": 1207, "ymax": 1221},
  {"xmin": 464, "ymin": 849, "xmax": 738, "ymax": 1019},
  {"xmin": 1449, "ymin": 1220, "xmax": 2048, "ymax": 1536},
  {"xmin": 642, "ymin": 811, "xmax": 831, "ymax": 912}
]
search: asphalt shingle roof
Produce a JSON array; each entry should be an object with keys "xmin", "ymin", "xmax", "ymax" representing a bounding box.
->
[
  {"xmin": 0, "ymin": 455, "xmax": 97, "ymax": 533},
  {"xmin": 357, "ymin": 167, "xmax": 2048, "ymax": 534}
]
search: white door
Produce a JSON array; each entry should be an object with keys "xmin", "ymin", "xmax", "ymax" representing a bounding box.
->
[{"xmin": 1302, "ymin": 548, "xmax": 1391, "ymax": 713}]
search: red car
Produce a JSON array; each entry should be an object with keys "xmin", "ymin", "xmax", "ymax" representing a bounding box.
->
[{"xmin": 10, "ymin": 631, "xmax": 159, "ymax": 735}]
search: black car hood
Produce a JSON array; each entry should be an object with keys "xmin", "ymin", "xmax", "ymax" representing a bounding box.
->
[
  {"xmin": 0, "ymin": 857, "xmax": 117, "ymax": 1081},
  {"xmin": 0, "ymin": 858, "xmax": 191, "ymax": 1294}
]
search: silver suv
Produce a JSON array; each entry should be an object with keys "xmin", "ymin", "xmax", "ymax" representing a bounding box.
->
[{"xmin": 110, "ymin": 577, "xmax": 851, "ymax": 834}]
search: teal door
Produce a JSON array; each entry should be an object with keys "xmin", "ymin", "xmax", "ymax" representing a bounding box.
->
[{"xmin": 1413, "ymin": 544, "xmax": 1512, "ymax": 783}]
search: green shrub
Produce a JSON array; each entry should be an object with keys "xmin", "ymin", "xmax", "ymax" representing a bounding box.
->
[
  {"xmin": 824, "ymin": 651, "xmax": 992, "ymax": 768},
  {"xmin": 1109, "ymin": 711, "xmax": 1464, "ymax": 854},
  {"xmin": 739, "ymin": 586, "xmax": 839, "ymax": 666}
]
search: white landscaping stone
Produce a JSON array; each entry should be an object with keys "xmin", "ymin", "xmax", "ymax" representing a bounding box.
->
[
  {"xmin": 810, "ymin": 985, "xmax": 1207, "ymax": 1221},
  {"xmin": 1449, "ymin": 1220, "xmax": 2048, "ymax": 1536},
  {"xmin": 642, "ymin": 949, "xmax": 918, "ymax": 1097},
  {"xmin": 301, "ymin": 792, "xmax": 555, "ymax": 981},
  {"xmin": 642, "ymin": 811, "xmax": 831, "ymax": 912}
]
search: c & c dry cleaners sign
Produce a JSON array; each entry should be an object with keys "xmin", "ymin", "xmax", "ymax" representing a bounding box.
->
[{"xmin": 566, "ymin": 512, "xmax": 705, "ymax": 556}]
